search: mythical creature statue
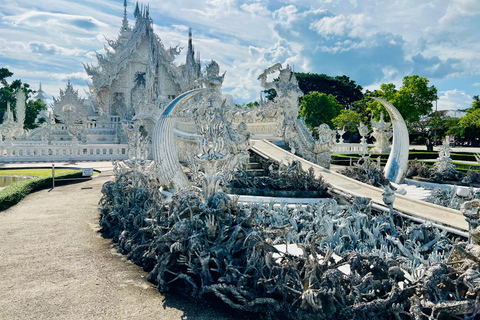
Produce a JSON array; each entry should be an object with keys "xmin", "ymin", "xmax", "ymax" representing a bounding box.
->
[
  {"xmin": 258, "ymin": 64, "xmax": 334, "ymax": 168},
  {"xmin": 196, "ymin": 60, "xmax": 226, "ymax": 107},
  {"xmin": 314, "ymin": 124, "xmax": 336, "ymax": 168},
  {"xmin": 258, "ymin": 63, "xmax": 303, "ymax": 136}
]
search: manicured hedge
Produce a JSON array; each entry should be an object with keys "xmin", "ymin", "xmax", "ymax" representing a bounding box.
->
[{"xmin": 0, "ymin": 171, "xmax": 84, "ymax": 211}]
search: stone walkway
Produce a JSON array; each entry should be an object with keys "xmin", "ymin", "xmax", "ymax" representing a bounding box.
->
[{"xmin": 0, "ymin": 173, "xmax": 248, "ymax": 320}]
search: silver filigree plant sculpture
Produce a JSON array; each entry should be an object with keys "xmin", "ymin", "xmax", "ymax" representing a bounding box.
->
[{"xmin": 189, "ymin": 109, "xmax": 231, "ymax": 199}]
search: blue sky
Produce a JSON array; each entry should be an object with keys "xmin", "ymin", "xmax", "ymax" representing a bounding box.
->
[{"xmin": 1, "ymin": 0, "xmax": 479, "ymax": 110}]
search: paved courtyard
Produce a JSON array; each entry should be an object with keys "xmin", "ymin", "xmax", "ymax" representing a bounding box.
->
[{"xmin": 0, "ymin": 173, "xmax": 249, "ymax": 320}]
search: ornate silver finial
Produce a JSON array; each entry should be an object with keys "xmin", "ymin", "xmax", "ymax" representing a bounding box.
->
[
  {"xmin": 383, "ymin": 185, "xmax": 397, "ymax": 236},
  {"xmin": 371, "ymin": 112, "xmax": 392, "ymax": 154},
  {"xmin": 337, "ymin": 126, "xmax": 346, "ymax": 144}
]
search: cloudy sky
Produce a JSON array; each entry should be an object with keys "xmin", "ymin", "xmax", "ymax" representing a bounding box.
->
[{"xmin": 1, "ymin": 0, "xmax": 479, "ymax": 111}]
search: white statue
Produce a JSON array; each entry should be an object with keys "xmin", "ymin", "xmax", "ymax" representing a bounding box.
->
[
  {"xmin": 358, "ymin": 122, "xmax": 370, "ymax": 154},
  {"xmin": 314, "ymin": 124, "xmax": 336, "ymax": 169},
  {"xmin": 370, "ymin": 112, "xmax": 392, "ymax": 154},
  {"xmin": 434, "ymin": 136, "xmax": 455, "ymax": 174},
  {"xmin": 0, "ymin": 92, "xmax": 26, "ymax": 142},
  {"xmin": 337, "ymin": 127, "xmax": 346, "ymax": 144}
]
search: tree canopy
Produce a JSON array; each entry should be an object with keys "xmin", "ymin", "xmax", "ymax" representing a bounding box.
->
[
  {"xmin": 299, "ymin": 92, "xmax": 342, "ymax": 130},
  {"xmin": 264, "ymin": 72, "xmax": 364, "ymax": 108},
  {"xmin": 456, "ymin": 96, "xmax": 480, "ymax": 142},
  {"xmin": 332, "ymin": 109, "xmax": 363, "ymax": 132},
  {"xmin": 295, "ymin": 73, "xmax": 364, "ymax": 107},
  {"xmin": 0, "ymin": 68, "xmax": 46, "ymax": 130},
  {"xmin": 370, "ymin": 75, "xmax": 438, "ymax": 123}
]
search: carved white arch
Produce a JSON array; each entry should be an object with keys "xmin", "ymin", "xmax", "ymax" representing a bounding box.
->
[
  {"xmin": 371, "ymin": 97, "xmax": 409, "ymax": 184},
  {"xmin": 152, "ymin": 88, "xmax": 206, "ymax": 189}
]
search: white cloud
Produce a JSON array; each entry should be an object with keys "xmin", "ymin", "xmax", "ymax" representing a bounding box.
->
[
  {"xmin": 0, "ymin": 0, "xmax": 479, "ymax": 105},
  {"xmin": 311, "ymin": 15, "xmax": 348, "ymax": 37},
  {"xmin": 4, "ymin": 11, "xmax": 109, "ymax": 32},
  {"xmin": 437, "ymin": 89, "xmax": 471, "ymax": 110},
  {"xmin": 310, "ymin": 13, "xmax": 367, "ymax": 38},
  {"xmin": 240, "ymin": 3, "xmax": 269, "ymax": 17},
  {"xmin": 473, "ymin": 83, "xmax": 480, "ymax": 86},
  {"xmin": 28, "ymin": 41, "xmax": 86, "ymax": 56},
  {"xmin": 439, "ymin": 0, "xmax": 480, "ymax": 24}
]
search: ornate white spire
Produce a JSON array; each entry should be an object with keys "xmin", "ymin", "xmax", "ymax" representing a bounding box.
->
[
  {"xmin": 121, "ymin": 0, "xmax": 128, "ymax": 31},
  {"xmin": 182, "ymin": 28, "xmax": 202, "ymax": 89},
  {"xmin": 134, "ymin": 1, "xmax": 140, "ymax": 18},
  {"xmin": 33, "ymin": 82, "xmax": 47, "ymax": 102},
  {"xmin": 118, "ymin": 0, "xmax": 131, "ymax": 43}
]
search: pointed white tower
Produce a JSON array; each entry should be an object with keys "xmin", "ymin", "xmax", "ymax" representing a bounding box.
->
[{"xmin": 33, "ymin": 82, "xmax": 47, "ymax": 104}]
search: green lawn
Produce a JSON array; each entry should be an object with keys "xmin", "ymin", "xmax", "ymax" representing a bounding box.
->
[
  {"xmin": 0, "ymin": 168, "xmax": 97, "ymax": 177},
  {"xmin": 0, "ymin": 168, "xmax": 97, "ymax": 211}
]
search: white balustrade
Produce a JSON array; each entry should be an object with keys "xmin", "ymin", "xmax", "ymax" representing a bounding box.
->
[
  {"xmin": 0, "ymin": 142, "xmax": 135, "ymax": 162},
  {"xmin": 333, "ymin": 143, "xmax": 371, "ymax": 154}
]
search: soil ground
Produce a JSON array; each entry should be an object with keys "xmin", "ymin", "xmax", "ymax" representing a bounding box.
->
[{"xmin": 0, "ymin": 173, "xmax": 251, "ymax": 320}]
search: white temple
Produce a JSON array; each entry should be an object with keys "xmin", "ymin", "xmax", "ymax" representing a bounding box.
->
[{"xmin": 83, "ymin": 1, "xmax": 202, "ymax": 138}]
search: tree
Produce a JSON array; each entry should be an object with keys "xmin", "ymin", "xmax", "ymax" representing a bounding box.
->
[
  {"xmin": 465, "ymin": 95, "xmax": 480, "ymax": 113},
  {"xmin": 264, "ymin": 72, "xmax": 364, "ymax": 108},
  {"xmin": 295, "ymin": 73, "xmax": 363, "ymax": 107},
  {"xmin": 456, "ymin": 96, "xmax": 480, "ymax": 143},
  {"xmin": 332, "ymin": 109, "xmax": 362, "ymax": 132},
  {"xmin": 246, "ymin": 101, "xmax": 259, "ymax": 107},
  {"xmin": 374, "ymin": 75, "xmax": 438, "ymax": 123},
  {"xmin": 410, "ymin": 111, "xmax": 452, "ymax": 150},
  {"xmin": 299, "ymin": 92, "xmax": 341, "ymax": 130},
  {"xmin": 0, "ymin": 68, "xmax": 46, "ymax": 129}
]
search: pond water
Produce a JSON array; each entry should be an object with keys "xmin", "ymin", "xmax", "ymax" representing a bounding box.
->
[{"xmin": 0, "ymin": 175, "xmax": 34, "ymax": 189}]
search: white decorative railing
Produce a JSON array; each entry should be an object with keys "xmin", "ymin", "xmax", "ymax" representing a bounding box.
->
[
  {"xmin": 333, "ymin": 143, "xmax": 370, "ymax": 154},
  {"xmin": 0, "ymin": 142, "xmax": 131, "ymax": 162}
]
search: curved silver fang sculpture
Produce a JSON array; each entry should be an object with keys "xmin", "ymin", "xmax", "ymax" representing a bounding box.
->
[
  {"xmin": 152, "ymin": 88, "xmax": 206, "ymax": 189},
  {"xmin": 371, "ymin": 97, "xmax": 409, "ymax": 184}
]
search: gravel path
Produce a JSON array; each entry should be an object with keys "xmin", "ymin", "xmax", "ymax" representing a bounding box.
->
[{"xmin": 0, "ymin": 174, "xmax": 246, "ymax": 320}]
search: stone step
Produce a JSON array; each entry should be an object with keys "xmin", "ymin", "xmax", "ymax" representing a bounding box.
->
[
  {"xmin": 246, "ymin": 168, "xmax": 267, "ymax": 177},
  {"xmin": 248, "ymin": 162, "xmax": 263, "ymax": 170}
]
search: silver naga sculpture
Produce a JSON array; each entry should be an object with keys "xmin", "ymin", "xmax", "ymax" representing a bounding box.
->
[
  {"xmin": 370, "ymin": 112, "xmax": 392, "ymax": 154},
  {"xmin": 188, "ymin": 102, "xmax": 251, "ymax": 198},
  {"xmin": 189, "ymin": 109, "xmax": 230, "ymax": 199},
  {"xmin": 0, "ymin": 91, "xmax": 26, "ymax": 143},
  {"xmin": 152, "ymin": 60, "xmax": 251, "ymax": 191},
  {"xmin": 258, "ymin": 63, "xmax": 335, "ymax": 169}
]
